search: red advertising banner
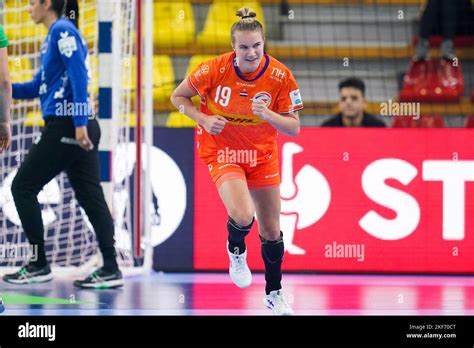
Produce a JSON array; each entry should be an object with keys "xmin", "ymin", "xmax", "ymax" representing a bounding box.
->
[{"xmin": 195, "ymin": 128, "xmax": 474, "ymax": 273}]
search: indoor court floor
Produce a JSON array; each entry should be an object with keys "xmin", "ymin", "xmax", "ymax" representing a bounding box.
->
[{"xmin": 1, "ymin": 272, "xmax": 473, "ymax": 316}]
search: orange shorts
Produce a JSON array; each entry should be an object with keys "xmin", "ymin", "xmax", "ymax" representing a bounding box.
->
[{"xmin": 204, "ymin": 152, "xmax": 280, "ymax": 190}]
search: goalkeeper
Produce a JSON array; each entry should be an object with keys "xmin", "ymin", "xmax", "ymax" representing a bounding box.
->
[{"xmin": 2, "ymin": 0, "xmax": 122, "ymax": 289}]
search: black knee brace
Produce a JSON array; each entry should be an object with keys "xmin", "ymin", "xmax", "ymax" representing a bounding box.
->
[
  {"xmin": 227, "ymin": 216, "xmax": 254, "ymax": 254},
  {"xmin": 260, "ymin": 232, "xmax": 284, "ymax": 264}
]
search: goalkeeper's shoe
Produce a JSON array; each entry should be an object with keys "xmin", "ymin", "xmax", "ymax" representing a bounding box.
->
[
  {"xmin": 3, "ymin": 264, "xmax": 52, "ymax": 284},
  {"xmin": 73, "ymin": 268, "xmax": 123, "ymax": 289}
]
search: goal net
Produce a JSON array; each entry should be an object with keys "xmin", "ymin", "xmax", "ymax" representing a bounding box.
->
[{"xmin": 0, "ymin": 0, "xmax": 141, "ymax": 270}]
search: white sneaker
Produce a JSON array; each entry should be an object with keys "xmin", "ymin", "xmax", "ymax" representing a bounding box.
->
[
  {"xmin": 227, "ymin": 243, "xmax": 252, "ymax": 288},
  {"xmin": 263, "ymin": 289, "xmax": 294, "ymax": 315}
]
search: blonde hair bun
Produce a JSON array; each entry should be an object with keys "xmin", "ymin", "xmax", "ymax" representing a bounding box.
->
[{"xmin": 236, "ymin": 7, "xmax": 257, "ymax": 20}]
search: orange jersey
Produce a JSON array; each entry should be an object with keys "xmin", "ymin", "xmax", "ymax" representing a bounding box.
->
[{"xmin": 187, "ymin": 52, "xmax": 303, "ymax": 162}]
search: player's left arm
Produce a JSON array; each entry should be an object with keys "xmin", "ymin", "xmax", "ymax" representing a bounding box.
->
[
  {"xmin": 56, "ymin": 28, "xmax": 89, "ymax": 128},
  {"xmin": 55, "ymin": 26, "xmax": 93, "ymax": 151},
  {"xmin": 252, "ymin": 100, "xmax": 300, "ymax": 137}
]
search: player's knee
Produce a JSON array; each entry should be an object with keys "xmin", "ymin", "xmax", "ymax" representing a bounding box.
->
[
  {"xmin": 258, "ymin": 227, "xmax": 281, "ymax": 241},
  {"xmin": 229, "ymin": 211, "xmax": 255, "ymax": 228}
]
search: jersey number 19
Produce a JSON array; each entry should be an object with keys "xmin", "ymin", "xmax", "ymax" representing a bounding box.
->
[{"xmin": 214, "ymin": 85, "xmax": 231, "ymax": 107}]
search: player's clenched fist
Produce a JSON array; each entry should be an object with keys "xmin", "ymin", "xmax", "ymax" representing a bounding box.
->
[
  {"xmin": 201, "ymin": 115, "xmax": 228, "ymax": 135},
  {"xmin": 251, "ymin": 99, "xmax": 270, "ymax": 120}
]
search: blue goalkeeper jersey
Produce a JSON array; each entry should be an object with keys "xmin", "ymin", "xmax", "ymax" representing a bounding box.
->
[{"xmin": 13, "ymin": 18, "xmax": 92, "ymax": 127}]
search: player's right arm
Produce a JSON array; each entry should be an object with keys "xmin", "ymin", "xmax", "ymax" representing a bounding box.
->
[
  {"xmin": 12, "ymin": 69, "xmax": 41, "ymax": 100},
  {"xmin": 170, "ymin": 79, "xmax": 227, "ymax": 135}
]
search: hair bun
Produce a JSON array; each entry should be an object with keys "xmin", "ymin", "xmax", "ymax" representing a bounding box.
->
[{"xmin": 236, "ymin": 7, "xmax": 257, "ymax": 20}]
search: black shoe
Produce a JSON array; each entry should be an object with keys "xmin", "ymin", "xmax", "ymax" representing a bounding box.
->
[
  {"xmin": 73, "ymin": 268, "xmax": 123, "ymax": 289},
  {"xmin": 3, "ymin": 264, "xmax": 52, "ymax": 284}
]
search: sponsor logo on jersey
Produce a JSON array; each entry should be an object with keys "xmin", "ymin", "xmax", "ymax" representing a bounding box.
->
[
  {"xmin": 265, "ymin": 173, "xmax": 280, "ymax": 179},
  {"xmin": 290, "ymin": 89, "xmax": 303, "ymax": 106},
  {"xmin": 253, "ymin": 91, "xmax": 272, "ymax": 107},
  {"xmin": 58, "ymin": 31, "xmax": 78, "ymax": 58},
  {"xmin": 201, "ymin": 64, "xmax": 209, "ymax": 75},
  {"xmin": 207, "ymin": 101, "xmax": 265, "ymax": 126},
  {"xmin": 271, "ymin": 67, "xmax": 286, "ymax": 79},
  {"xmin": 222, "ymin": 116, "xmax": 259, "ymax": 124},
  {"xmin": 236, "ymin": 82, "xmax": 256, "ymax": 88}
]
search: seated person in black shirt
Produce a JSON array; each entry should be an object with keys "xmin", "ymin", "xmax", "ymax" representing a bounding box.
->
[{"xmin": 321, "ymin": 77, "xmax": 386, "ymax": 127}]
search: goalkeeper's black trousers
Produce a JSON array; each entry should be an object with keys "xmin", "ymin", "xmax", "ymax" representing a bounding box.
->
[{"xmin": 11, "ymin": 117, "xmax": 119, "ymax": 271}]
